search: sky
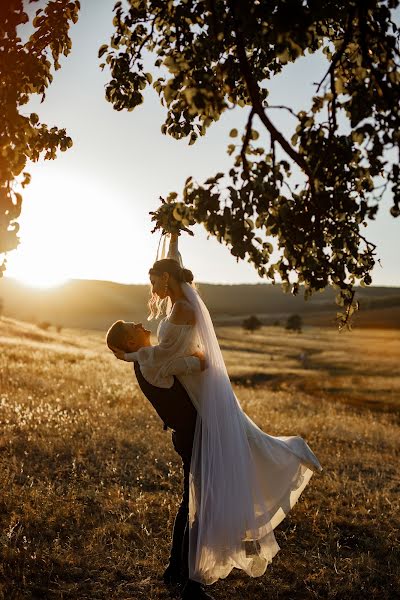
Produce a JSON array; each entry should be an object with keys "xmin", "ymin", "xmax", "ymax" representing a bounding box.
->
[{"xmin": 4, "ymin": 0, "xmax": 399, "ymax": 288}]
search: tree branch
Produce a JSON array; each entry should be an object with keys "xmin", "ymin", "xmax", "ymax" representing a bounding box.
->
[
  {"xmin": 329, "ymin": 67, "xmax": 338, "ymax": 135},
  {"xmin": 265, "ymin": 105, "xmax": 300, "ymax": 119},
  {"xmin": 358, "ymin": 230, "xmax": 377, "ymax": 254},
  {"xmin": 207, "ymin": 0, "xmax": 220, "ymax": 43},
  {"xmin": 130, "ymin": 17, "xmax": 157, "ymax": 66},
  {"xmin": 337, "ymin": 288, "xmax": 357, "ymax": 330},
  {"xmin": 315, "ymin": 8, "xmax": 356, "ymax": 94},
  {"xmin": 358, "ymin": 0, "xmax": 393, "ymax": 105},
  {"xmin": 228, "ymin": 0, "xmax": 315, "ymax": 189},
  {"xmin": 271, "ymin": 138, "xmax": 276, "ymax": 187}
]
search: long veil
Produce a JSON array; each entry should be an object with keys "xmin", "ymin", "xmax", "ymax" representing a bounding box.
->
[
  {"xmin": 158, "ymin": 233, "xmax": 322, "ymax": 584},
  {"xmin": 181, "ymin": 281, "xmax": 322, "ymax": 585}
]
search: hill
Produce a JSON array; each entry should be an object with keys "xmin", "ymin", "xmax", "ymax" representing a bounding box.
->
[{"xmin": 0, "ymin": 276, "xmax": 399, "ymax": 331}]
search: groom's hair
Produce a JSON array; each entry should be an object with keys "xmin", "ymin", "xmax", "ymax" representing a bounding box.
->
[{"xmin": 106, "ymin": 320, "xmax": 131, "ymax": 352}]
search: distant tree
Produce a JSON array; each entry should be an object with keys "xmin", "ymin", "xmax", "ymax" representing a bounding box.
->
[
  {"xmin": 0, "ymin": 0, "xmax": 80, "ymax": 276},
  {"xmin": 104, "ymin": 0, "xmax": 400, "ymax": 329},
  {"xmin": 38, "ymin": 321, "xmax": 51, "ymax": 330},
  {"xmin": 286, "ymin": 314, "xmax": 303, "ymax": 333},
  {"xmin": 56, "ymin": 324, "xmax": 63, "ymax": 333},
  {"xmin": 0, "ymin": 296, "xmax": 3, "ymax": 317},
  {"xmin": 272, "ymin": 320, "xmax": 280, "ymax": 327},
  {"xmin": 242, "ymin": 315, "xmax": 263, "ymax": 332}
]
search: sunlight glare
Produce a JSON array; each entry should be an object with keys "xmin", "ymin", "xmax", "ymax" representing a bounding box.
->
[{"xmin": 5, "ymin": 164, "xmax": 151, "ymax": 286}]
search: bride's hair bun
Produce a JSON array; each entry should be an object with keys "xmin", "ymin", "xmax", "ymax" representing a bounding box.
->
[
  {"xmin": 149, "ymin": 259, "xmax": 194, "ymax": 285},
  {"xmin": 182, "ymin": 268, "xmax": 194, "ymax": 284}
]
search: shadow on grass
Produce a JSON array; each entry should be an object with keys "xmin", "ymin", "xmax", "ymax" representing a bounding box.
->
[
  {"xmin": 7, "ymin": 431, "xmax": 173, "ymax": 493},
  {"xmin": 215, "ymin": 516, "xmax": 400, "ymax": 600},
  {"xmin": 230, "ymin": 372, "xmax": 279, "ymax": 387}
]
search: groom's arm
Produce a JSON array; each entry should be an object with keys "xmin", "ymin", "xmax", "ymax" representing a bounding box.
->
[{"xmin": 112, "ymin": 347, "xmax": 205, "ymax": 373}]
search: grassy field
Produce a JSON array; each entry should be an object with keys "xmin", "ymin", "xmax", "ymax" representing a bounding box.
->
[{"xmin": 0, "ymin": 316, "xmax": 399, "ymax": 599}]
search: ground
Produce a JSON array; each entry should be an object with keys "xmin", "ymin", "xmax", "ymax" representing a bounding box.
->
[{"xmin": 0, "ymin": 317, "xmax": 399, "ymax": 599}]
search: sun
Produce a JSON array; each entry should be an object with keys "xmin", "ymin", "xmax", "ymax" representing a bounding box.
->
[
  {"xmin": 4, "ymin": 168, "xmax": 77, "ymax": 289},
  {"xmin": 10, "ymin": 270, "xmax": 69, "ymax": 289},
  {"xmin": 4, "ymin": 196, "xmax": 70, "ymax": 289},
  {"xmin": 4, "ymin": 164, "xmax": 154, "ymax": 288},
  {"xmin": 6, "ymin": 245, "xmax": 69, "ymax": 288}
]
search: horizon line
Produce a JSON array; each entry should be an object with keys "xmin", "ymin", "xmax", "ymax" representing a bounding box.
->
[{"xmin": 2, "ymin": 275, "xmax": 399, "ymax": 290}]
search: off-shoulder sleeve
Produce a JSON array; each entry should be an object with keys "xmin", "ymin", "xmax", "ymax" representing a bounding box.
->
[
  {"xmin": 124, "ymin": 324, "xmax": 194, "ymax": 367},
  {"xmin": 162, "ymin": 355, "xmax": 201, "ymax": 376},
  {"xmin": 122, "ymin": 353, "xmax": 200, "ymax": 375}
]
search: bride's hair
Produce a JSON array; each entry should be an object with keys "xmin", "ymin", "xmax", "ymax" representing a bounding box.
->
[{"xmin": 148, "ymin": 258, "xmax": 194, "ymax": 320}]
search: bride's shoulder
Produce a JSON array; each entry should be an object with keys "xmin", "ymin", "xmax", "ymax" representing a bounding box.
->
[{"xmin": 169, "ymin": 299, "xmax": 195, "ymax": 326}]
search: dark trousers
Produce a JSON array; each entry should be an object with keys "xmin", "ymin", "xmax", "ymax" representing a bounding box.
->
[
  {"xmin": 133, "ymin": 362, "xmax": 197, "ymax": 580},
  {"xmin": 170, "ymin": 429, "xmax": 193, "ymax": 579}
]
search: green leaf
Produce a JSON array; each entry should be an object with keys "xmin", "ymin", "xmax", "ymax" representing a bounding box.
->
[{"xmin": 98, "ymin": 44, "xmax": 108, "ymax": 58}]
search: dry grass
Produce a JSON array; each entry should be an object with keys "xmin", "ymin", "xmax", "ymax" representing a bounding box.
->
[{"xmin": 0, "ymin": 316, "xmax": 399, "ymax": 600}]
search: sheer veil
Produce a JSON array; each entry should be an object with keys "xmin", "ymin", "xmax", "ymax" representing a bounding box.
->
[
  {"xmin": 161, "ymin": 234, "xmax": 322, "ymax": 585},
  {"xmin": 182, "ymin": 281, "xmax": 322, "ymax": 585},
  {"xmin": 182, "ymin": 281, "xmax": 276, "ymax": 583}
]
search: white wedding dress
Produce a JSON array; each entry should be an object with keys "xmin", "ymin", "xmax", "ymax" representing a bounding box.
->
[{"xmin": 127, "ymin": 303, "xmax": 322, "ymax": 585}]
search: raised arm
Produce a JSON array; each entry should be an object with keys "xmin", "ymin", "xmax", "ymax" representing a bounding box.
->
[{"xmin": 167, "ymin": 233, "xmax": 183, "ymax": 266}]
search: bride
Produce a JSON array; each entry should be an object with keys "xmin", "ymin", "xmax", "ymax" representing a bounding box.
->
[{"xmin": 118, "ymin": 233, "xmax": 322, "ymax": 597}]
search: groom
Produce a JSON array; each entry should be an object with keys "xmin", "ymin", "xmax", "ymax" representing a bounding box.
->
[{"xmin": 106, "ymin": 320, "xmax": 215, "ymax": 600}]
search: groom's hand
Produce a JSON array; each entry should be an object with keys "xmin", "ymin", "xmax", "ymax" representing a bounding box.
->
[
  {"xmin": 191, "ymin": 351, "xmax": 206, "ymax": 371},
  {"xmin": 109, "ymin": 345, "xmax": 126, "ymax": 360}
]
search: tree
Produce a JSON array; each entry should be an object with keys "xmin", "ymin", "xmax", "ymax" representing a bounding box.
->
[
  {"xmin": 242, "ymin": 314, "xmax": 263, "ymax": 332},
  {"xmin": 0, "ymin": 0, "xmax": 80, "ymax": 276},
  {"xmin": 103, "ymin": 0, "xmax": 399, "ymax": 329},
  {"xmin": 286, "ymin": 314, "xmax": 303, "ymax": 332}
]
